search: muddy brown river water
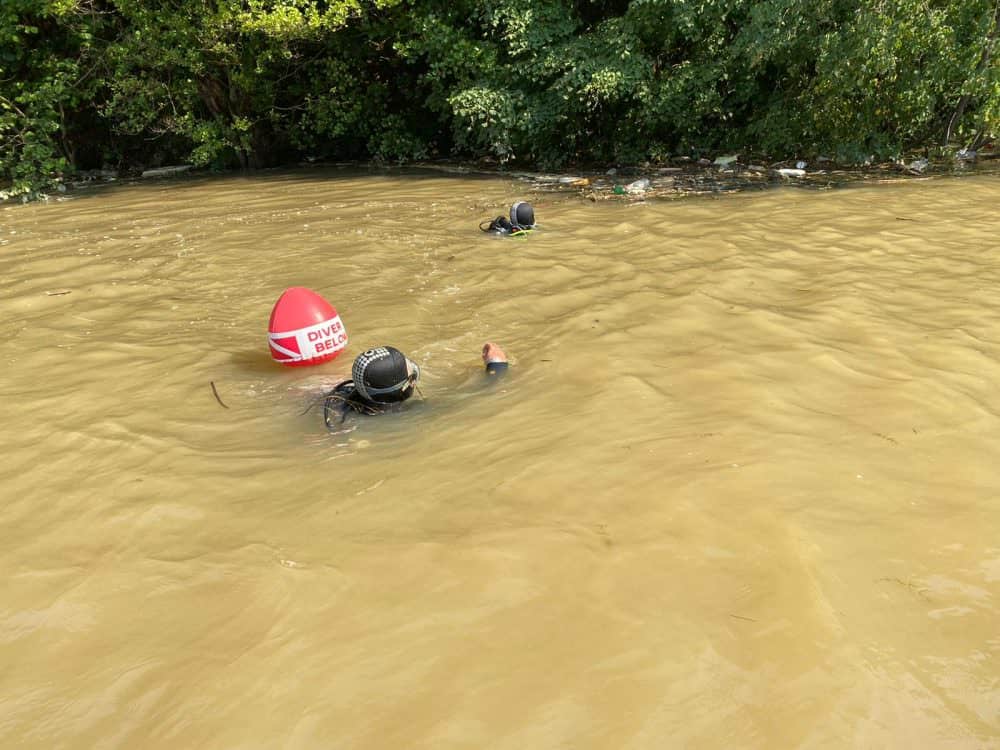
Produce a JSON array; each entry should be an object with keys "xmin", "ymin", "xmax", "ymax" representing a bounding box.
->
[{"xmin": 1, "ymin": 170, "xmax": 999, "ymax": 748}]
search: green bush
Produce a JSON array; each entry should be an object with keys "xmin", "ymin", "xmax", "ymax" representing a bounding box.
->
[
  {"xmin": 0, "ymin": 0, "xmax": 100, "ymax": 198},
  {"xmin": 2, "ymin": 0, "xmax": 997, "ymax": 196}
]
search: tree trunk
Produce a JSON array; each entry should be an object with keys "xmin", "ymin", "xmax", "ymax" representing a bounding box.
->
[{"xmin": 945, "ymin": 0, "xmax": 1000, "ymax": 146}]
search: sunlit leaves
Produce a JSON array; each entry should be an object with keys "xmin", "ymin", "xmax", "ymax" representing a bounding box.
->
[{"xmin": 2, "ymin": 0, "xmax": 998, "ymax": 195}]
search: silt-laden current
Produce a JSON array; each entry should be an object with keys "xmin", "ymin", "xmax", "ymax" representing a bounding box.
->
[{"xmin": 1, "ymin": 171, "xmax": 999, "ymax": 748}]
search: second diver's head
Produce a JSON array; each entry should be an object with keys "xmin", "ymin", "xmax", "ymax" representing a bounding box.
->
[
  {"xmin": 352, "ymin": 346, "xmax": 420, "ymax": 404},
  {"xmin": 510, "ymin": 201, "xmax": 535, "ymax": 229}
]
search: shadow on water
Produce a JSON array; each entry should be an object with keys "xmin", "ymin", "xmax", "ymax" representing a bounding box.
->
[
  {"xmin": 230, "ymin": 347, "xmax": 291, "ymax": 375},
  {"xmin": 8, "ymin": 156, "xmax": 999, "ymax": 210},
  {"xmin": 17, "ymin": 164, "xmax": 516, "ymax": 208}
]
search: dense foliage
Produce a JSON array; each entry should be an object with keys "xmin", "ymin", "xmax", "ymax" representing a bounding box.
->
[{"xmin": 2, "ymin": 0, "xmax": 997, "ymax": 196}]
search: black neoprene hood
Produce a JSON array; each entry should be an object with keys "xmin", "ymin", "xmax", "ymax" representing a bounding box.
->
[
  {"xmin": 351, "ymin": 346, "xmax": 417, "ymax": 404},
  {"xmin": 510, "ymin": 201, "xmax": 535, "ymax": 228}
]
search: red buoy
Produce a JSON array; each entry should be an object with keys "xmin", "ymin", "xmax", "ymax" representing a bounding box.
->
[{"xmin": 267, "ymin": 287, "xmax": 348, "ymax": 366}]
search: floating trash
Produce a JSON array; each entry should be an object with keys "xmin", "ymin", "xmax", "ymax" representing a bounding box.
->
[{"xmin": 140, "ymin": 164, "xmax": 193, "ymax": 178}]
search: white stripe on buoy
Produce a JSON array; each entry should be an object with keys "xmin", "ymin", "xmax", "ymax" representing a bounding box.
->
[
  {"xmin": 268, "ymin": 314, "xmax": 347, "ymax": 362},
  {"xmin": 268, "ymin": 339, "xmax": 301, "ymax": 359}
]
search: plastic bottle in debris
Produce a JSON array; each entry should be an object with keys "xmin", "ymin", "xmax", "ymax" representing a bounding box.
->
[{"xmin": 625, "ymin": 178, "xmax": 650, "ymax": 194}]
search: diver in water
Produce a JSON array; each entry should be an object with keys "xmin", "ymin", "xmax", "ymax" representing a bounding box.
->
[
  {"xmin": 322, "ymin": 342, "xmax": 509, "ymax": 430},
  {"xmin": 480, "ymin": 201, "xmax": 536, "ymax": 236}
]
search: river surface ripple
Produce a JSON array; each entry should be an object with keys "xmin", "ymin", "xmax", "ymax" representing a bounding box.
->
[{"xmin": 1, "ymin": 171, "xmax": 999, "ymax": 748}]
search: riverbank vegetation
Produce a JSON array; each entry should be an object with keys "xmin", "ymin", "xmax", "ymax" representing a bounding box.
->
[{"xmin": 2, "ymin": 0, "xmax": 997, "ymax": 198}]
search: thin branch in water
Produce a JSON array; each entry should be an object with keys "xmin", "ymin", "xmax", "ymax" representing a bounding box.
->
[
  {"xmin": 210, "ymin": 380, "xmax": 229, "ymax": 409},
  {"xmin": 302, "ymin": 390, "xmax": 338, "ymax": 415}
]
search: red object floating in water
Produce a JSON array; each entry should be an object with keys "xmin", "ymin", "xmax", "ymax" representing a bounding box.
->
[{"xmin": 267, "ymin": 287, "xmax": 348, "ymax": 366}]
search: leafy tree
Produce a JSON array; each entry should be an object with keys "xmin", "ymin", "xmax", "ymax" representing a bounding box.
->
[
  {"xmin": 2, "ymin": 0, "xmax": 998, "ymax": 197},
  {"xmin": 0, "ymin": 0, "xmax": 103, "ymax": 197},
  {"xmin": 103, "ymin": 0, "xmax": 405, "ymax": 170}
]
